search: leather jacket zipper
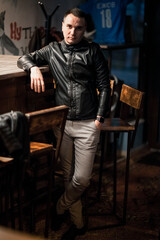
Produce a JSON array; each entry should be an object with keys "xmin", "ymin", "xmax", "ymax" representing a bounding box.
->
[{"xmin": 68, "ymin": 51, "xmax": 75, "ymax": 116}]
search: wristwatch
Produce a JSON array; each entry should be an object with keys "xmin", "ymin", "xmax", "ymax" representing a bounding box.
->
[{"xmin": 96, "ymin": 116, "xmax": 104, "ymax": 123}]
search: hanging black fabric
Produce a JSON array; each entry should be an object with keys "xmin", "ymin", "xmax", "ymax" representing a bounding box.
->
[{"xmin": 0, "ymin": 111, "xmax": 30, "ymax": 164}]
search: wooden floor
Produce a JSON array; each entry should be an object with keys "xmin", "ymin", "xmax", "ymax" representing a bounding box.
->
[
  {"xmin": 82, "ymin": 147, "xmax": 160, "ymax": 240},
  {"xmin": 1, "ymin": 145, "xmax": 160, "ymax": 240},
  {"xmin": 36, "ymin": 146, "xmax": 160, "ymax": 240}
]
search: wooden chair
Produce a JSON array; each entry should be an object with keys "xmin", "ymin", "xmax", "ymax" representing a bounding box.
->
[
  {"xmin": 24, "ymin": 105, "xmax": 68, "ymax": 237},
  {"xmin": 97, "ymin": 84, "xmax": 145, "ymax": 226}
]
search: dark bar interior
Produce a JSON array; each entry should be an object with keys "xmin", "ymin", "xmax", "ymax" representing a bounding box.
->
[{"xmin": 0, "ymin": 1, "xmax": 160, "ymax": 239}]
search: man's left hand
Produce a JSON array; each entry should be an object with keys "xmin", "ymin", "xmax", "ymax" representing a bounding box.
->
[{"xmin": 95, "ymin": 120, "xmax": 103, "ymax": 130}]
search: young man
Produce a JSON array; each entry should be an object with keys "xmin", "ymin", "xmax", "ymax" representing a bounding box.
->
[{"xmin": 17, "ymin": 8, "xmax": 110, "ymax": 240}]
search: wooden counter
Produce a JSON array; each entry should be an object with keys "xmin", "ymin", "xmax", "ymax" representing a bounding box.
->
[{"xmin": 0, "ymin": 55, "xmax": 54, "ymax": 114}]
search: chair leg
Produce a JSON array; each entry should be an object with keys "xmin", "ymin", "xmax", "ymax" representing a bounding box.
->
[
  {"xmin": 122, "ymin": 131, "xmax": 131, "ymax": 224},
  {"xmin": 97, "ymin": 130, "xmax": 118, "ymax": 210},
  {"xmin": 0, "ymin": 163, "xmax": 16, "ymax": 228},
  {"xmin": 113, "ymin": 133, "xmax": 117, "ymax": 214},
  {"xmin": 0, "ymin": 169, "xmax": 11, "ymax": 226},
  {"xmin": 30, "ymin": 163, "xmax": 37, "ymax": 233},
  {"xmin": 16, "ymin": 187, "xmax": 22, "ymax": 230},
  {"xmin": 44, "ymin": 150, "xmax": 55, "ymax": 238},
  {"xmin": 10, "ymin": 182, "xmax": 16, "ymax": 228},
  {"xmin": 17, "ymin": 167, "xmax": 24, "ymax": 231}
]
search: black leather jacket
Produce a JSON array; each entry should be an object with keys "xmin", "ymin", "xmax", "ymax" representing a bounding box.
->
[{"xmin": 17, "ymin": 39, "xmax": 110, "ymax": 120}]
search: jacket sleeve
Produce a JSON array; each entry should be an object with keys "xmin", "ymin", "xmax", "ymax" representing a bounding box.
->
[
  {"xmin": 93, "ymin": 43, "xmax": 111, "ymax": 117},
  {"xmin": 17, "ymin": 46, "xmax": 49, "ymax": 71}
]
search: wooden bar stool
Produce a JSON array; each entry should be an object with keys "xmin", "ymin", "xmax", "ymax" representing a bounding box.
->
[
  {"xmin": 24, "ymin": 105, "xmax": 68, "ymax": 237},
  {"xmin": 97, "ymin": 84, "xmax": 145, "ymax": 226}
]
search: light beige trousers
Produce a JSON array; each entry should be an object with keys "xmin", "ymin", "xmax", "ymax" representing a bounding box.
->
[{"xmin": 56, "ymin": 119, "xmax": 100, "ymax": 228}]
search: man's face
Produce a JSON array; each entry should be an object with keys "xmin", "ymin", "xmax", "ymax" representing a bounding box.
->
[{"xmin": 62, "ymin": 13, "xmax": 86, "ymax": 45}]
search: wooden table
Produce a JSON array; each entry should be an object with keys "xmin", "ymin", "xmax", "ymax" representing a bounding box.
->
[{"xmin": 0, "ymin": 55, "xmax": 54, "ymax": 114}]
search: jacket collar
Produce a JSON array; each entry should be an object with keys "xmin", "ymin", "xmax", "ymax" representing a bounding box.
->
[{"xmin": 61, "ymin": 39, "xmax": 89, "ymax": 52}]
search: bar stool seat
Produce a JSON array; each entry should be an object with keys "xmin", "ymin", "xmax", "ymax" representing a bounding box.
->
[{"xmin": 30, "ymin": 142, "xmax": 54, "ymax": 155}]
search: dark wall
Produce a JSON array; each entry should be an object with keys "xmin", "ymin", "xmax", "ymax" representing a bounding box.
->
[{"xmin": 144, "ymin": 0, "xmax": 160, "ymax": 147}]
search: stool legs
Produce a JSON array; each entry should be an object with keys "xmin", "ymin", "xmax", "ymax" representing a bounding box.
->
[
  {"xmin": 113, "ymin": 133, "xmax": 117, "ymax": 214},
  {"xmin": 97, "ymin": 130, "xmax": 132, "ymax": 225},
  {"xmin": 97, "ymin": 131, "xmax": 118, "ymax": 215},
  {"xmin": 44, "ymin": 150, "xmax": 55, "ymax": 238},
  {"xmin": 122, "ymin": 131, "xmax": 131, "ymax": 224}
]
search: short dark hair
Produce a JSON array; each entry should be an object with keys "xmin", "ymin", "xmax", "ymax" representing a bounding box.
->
[{"xmin": 63, "ymin": 8, "xmax": 87, "ymax": 24}]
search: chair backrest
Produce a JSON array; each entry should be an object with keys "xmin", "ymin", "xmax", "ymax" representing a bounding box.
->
[
  {"xmin": 25, "ymin": 105, "xmax": 69, "ymax": 160},
  {"xmin": 120, "ymin": 84, "xmax": 144, "ymax": 110},
  {"xmin": 120, "ymin": 84, "xmax": 145, "ymax": 147}
]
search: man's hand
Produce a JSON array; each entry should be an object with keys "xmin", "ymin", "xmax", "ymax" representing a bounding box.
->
[
  {"xmin": 30, "ymin": 66, "xmax": 45, "ymax": 93},
  {"xmin": 95, "ymin": 119, "xmax": 103, "ymax": 130},
  {"xmin": 95, "ymin": 115, "xmax": 104, "ymax": 130}
]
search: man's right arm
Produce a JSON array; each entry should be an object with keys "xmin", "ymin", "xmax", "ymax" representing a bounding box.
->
[
  {"xmin": 30, "ymin": 66, "xmax": 45, "ymax": 93},
  {"xmin": 17, "ymin": 55, "xmax": 45, "ymax": 93}
]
